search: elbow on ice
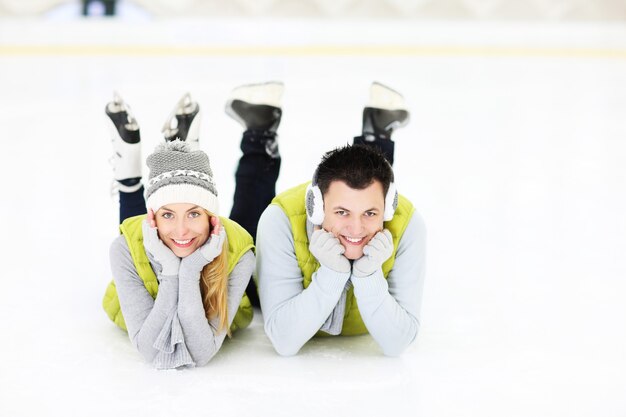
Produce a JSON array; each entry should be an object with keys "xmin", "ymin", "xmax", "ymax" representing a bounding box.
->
[{"xmin": 381, "ymin": 319, "xmax": 421, "ymax": 357}]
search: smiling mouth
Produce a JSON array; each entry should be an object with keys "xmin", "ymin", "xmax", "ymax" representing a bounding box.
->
[
  {"xmin": 172, "ymin": 238, "xmax": 195, "ymax": 248},
  {"xmin": 342, "ymin": 235, "xmax": 365, "ymax": 245}
]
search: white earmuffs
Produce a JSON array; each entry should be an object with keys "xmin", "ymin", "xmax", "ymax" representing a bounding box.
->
[
  {"xmin": 304, "ymin": 168, "xmax": 398, "ymax": 225},
  {"xmin": 383, "ymin": 182, "xmax": 398, "ymax": 221},
  {"xmin": 305, "ymin": 169, "xmax": 325, "ymax": 225}
]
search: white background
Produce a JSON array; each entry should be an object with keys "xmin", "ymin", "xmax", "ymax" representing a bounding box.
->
[{"xmin": 1, "ymin": 17, "xmax": 625, "ymax": 417}]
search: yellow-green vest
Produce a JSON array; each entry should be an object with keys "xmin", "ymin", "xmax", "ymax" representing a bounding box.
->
[
  {"xmin": 271, "ymin": 182, "xmax": 415, "ymax": 336},
  {"xmin": 102, "ymin": 214, "xmax": 255, "ymax": 333}
]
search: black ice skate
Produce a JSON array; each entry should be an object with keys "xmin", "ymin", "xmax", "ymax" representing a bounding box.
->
[
  {"xmin": 162, "ymin": 93, "xmax": 201, "ymax": 151},
  {"xmin": 361, "ymin": 81, "xmax": 410, "ymax": 142},
  {"xmin": 106, "ymin": 91, "xmax": 142, "ymax": 193},
  {"xmin": 225, "ymin": 81, "xmax": 284, "ymax": 159}
]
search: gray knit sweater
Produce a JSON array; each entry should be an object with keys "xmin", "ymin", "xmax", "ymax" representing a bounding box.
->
[{"xmin": 109, "ymin": 235, "xmax": 255, "ymax": 369}]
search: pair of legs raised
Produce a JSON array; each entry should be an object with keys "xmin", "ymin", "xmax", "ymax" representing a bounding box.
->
[{"xmin": 107, "ymin": 81, "xmax": 409, "ymax": 306}]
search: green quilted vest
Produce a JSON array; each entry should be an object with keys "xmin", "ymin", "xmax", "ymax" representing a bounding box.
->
[
  {"xmin": 102, "ymin": 214, "xmax": 255, "ymax": 333},
  {"xmin": 271, "ymin": 182, "xmax": 415, "ymax": 336}
]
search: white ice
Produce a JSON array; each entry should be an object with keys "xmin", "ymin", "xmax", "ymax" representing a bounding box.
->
[{"xmin": 1, "ymin": 17, "xmax": 625, "ymax": 417}]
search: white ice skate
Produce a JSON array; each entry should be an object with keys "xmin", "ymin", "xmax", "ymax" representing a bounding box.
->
[
  {"xmin": 106, "ymin": 91, "xmax": 142, "ymax": 193},
  {"xmin": 162, "ymin": 92, "xmax": 201, "ymax": 151}
]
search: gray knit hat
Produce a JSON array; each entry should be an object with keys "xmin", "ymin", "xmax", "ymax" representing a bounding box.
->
[{"xmin": 145, "ymin": 140, "xmax": 219, "ymax": 214}]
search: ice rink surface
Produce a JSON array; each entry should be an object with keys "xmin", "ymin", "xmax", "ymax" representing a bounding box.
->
[{"xmin": 1, "ymin": 17, "xmax": 626, "ymax": 417}]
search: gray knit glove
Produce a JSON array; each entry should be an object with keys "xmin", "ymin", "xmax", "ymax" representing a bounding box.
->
[
  {"xmin": 309, "ymin": 229, "xmax": 351, "ymax": 274},
  {"xmin": 180, "ymin": 229, "xmax": 227, "ymax": 276},
  {"xmin": 142, "ymin": 220, "xmax": 181, "ymax": 276},
  {"xmin": 352, "ymin": 229, "xmax": 394, "ymax": 278}
]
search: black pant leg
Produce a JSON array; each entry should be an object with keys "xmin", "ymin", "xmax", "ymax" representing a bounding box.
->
[
  {"xmin": 353, "ymin": 135, "xmax": 395, "ymax": 166},
  {"xmin": 229, "ymin": 130, "xmax": 281, "ymax": 306},
  {"xmin": 119, "ymin": 186, "xmax": 146, "ymax": 225}
]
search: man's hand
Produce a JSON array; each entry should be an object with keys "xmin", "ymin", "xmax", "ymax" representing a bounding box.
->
[
  {"xmin": 352, "ymin": 229, "xmax": 394, "ymax": 277},
  {"xmin": 309, "ymin": 228, "xmax": 351, "ymax": 274}
]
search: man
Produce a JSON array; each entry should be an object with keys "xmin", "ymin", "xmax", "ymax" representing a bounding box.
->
[{"xmin": 256, "ymin": 83, "xmax": 426, "ymax": 356}]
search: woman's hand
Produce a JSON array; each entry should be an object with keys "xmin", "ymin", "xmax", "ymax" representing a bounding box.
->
[
  {"xmin": 142, "ymin": 209, "xmax": 181, "ymax": 276},
  {"xmin": 180, "ymin": 216, "xmax": 227, "ymax": 276},
  {"xmin": 201, "ymin": 216, "xmax": 225, "ymax": 263}
]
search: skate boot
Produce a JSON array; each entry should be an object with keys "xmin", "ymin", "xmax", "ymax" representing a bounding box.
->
[
  {"xmin": 361, "ymin": 81, "xmax": 410, "ymax": 142},
  {"xmin": 106, "ymin": 91, "xmax": 142, "ymax": 193},
  {"xmin": 225, "ymin": 81, "xmax": 284, "ymax": 159},
  {"xmin": 162, "ymin": 92, "xmax": 201, "ymax": 151}
]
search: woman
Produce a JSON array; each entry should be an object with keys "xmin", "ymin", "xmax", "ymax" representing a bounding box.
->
[{"xmin": 101, "ymin": 89, "xmax": 278, "ymax": 369}]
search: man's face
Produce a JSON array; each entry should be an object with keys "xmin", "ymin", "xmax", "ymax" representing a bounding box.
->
[{"xmin": 321, "ymin": 180, "xmax": 385, "ymax": 260}]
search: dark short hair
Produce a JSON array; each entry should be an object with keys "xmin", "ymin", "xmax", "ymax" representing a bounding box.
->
[{"xmin": 316, "ymin": 144, "xmax": 394, "ymax": 197}]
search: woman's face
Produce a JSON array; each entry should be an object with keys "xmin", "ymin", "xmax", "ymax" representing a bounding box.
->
[{"xmin": 154, "ymin": 203, "xmax": 211, "ymax": 258}]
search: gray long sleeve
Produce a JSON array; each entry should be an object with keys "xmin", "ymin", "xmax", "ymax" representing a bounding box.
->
[
  {"xmin": 109, "ymin": 235, "xmax": 178, "ymax": 363},
  {"xmin": 350, "ymin": 212, "xmax": 427, "ymax": 356},
  {"xmin": 109, "ymin": 235, "xmax": 255, "ymax": 368},
  {"xmin": 257, "ymin": 204, "xmax": 426, "ymax": 356},
  {"xmin": 257, "ymin": 205, "xmax": 351, "ymax": 356},
  {"xmin": 177, "ymin": 250, "xmax": 255, "ymax": 366}
]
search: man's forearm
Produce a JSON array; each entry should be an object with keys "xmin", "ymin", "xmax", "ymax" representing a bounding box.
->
[
  {"xmin": 262, "ymin": 265, "xmax": 350, "ymax": 356},
  {"xmin": 353, "ymin": 213, "xmax": 426, "ymax": 356},
  {"xmin": 352, "ymin": 270, "xmax": 419, "ymax": 356}
]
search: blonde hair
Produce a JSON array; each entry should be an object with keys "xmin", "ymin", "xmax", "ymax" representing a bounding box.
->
[{"xmin": 199, "ymin": 211, "xmax": 230, "ymax": 336}]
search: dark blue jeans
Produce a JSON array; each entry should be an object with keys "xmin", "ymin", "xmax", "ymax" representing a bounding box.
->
[
  {"xmin": 228, "ymin": 130, "xmax": 281, "ymax": 242},
  {"xmin": 353, "ymin": 135, "xmax": 395, "ymax": 166},
  {"xmin": 119, "ymin": 185, "xmax": 147, "ymax": 224}
]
